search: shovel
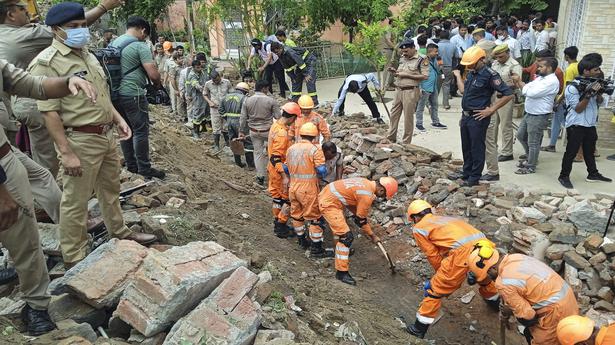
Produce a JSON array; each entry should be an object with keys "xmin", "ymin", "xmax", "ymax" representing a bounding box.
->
[
  {"xmin": 375, "ymin": 89, "xmax": 391, "ymax": 119},
  {"xmin": 376, "ymin": 241, "xmax": 396, "ymax": 274},
  {"xmin": 230, "ymin": 138, "xmax": 245, "ymax": 155}
]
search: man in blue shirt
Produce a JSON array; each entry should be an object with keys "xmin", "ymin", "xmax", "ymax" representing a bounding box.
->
[
  {"xmin": 415, "ymin": 44, "xmax": 447, "ymax": 131},
  {"xmin": 451, "ymin": 46, "xmax": 513, "ymax": 187},
  {"xmin": 333, "ymin": 73, "xmax": 383, "ymax": 124},
  {"xmin": 437, "ymin": 30, "xmax": 459, "ymax": 109},
  {"xmin": 558, "ymin": 54, "xmax": 612, "ymax": 189}
]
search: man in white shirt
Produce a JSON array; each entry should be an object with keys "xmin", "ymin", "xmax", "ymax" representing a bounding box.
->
[
  {"xmin": 322, "ymin": 142, "xmax": 344, "ymax": 185},
  {"xmin": 511, "ymin": 57, "xmax": 560, "ymax": 174},
  {"xmin": 533, "ymin": 20, "xmax": 550, "ymax": 53},
  {"xmin": 495, "ymin": 25, "xmax": 521, "ymax": 60},
  {"xmin": 451, "ymin": 24, "xmax": 472, "ymax": 56},
  {"xmin": 247, "ymin": 38, "xmax": 288, "ymax": 98},
  {"xmin": 333, "ymin": 73, "xmax": 383, "ymax": 123}
]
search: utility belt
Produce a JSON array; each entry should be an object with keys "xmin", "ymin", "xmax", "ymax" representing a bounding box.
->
[
  {"xmin": 462, "ymin": 110, "xmax": 475, "ymax": 116},
  {"xmin": 65, "ymin": 122, "xmax": 114, "ymax": 135},
  {"xmin": 249, "ymin": 127, "xmax": 270, "ymax": 133},
  {"xmin": 397, "ymin": 85, "xmax": 417, "ymax": 91},
  {"xmin": 525, "ymin": 112, "xmax": 550, "ymax": 116},
  {"xmin": 0, "ymin": 142, "xmax": 11, "ymax": 160}
]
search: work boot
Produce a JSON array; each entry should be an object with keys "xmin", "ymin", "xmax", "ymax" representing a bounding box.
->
[
  {"xmin": 21, "ymin": 304, "xmax": 56, "ymax": 336},
  {"xmin": 335, "ymin": 270, "xmax": 356, "ymax": 285},
  {"xmin": 191, "ymin": 126, "xmax": 200, "ymax": 139},
  {"xmin": 310, "ymin": 241, "xmax": 328, "ymax": 258},
  {"xmin": 484, "ymin": 297, "xmax": 501, "ymax": 312},
  {"xmin": 0, "ymin": 267, "xmax": 17, "ymax": 285},
  {"xmin": 273, "ymin": 220, "xmax": 290, "ymax": 238},
  {"xmin": 297, "ymin": 234, "xmax": 311, "ymax": 249},
  {"xmin": 256, "ymin": 176, "xmax": 265, "ymax": 186},
  {"xmin": 124, "ymin": 232, "xmax": 158, "ymax": 245},
  {"xmin": 222, "ymin": 132, "xmax": 230, "ymax": 147},
  {"xmin": 139, "ymin": 167, "xmax": 166, "ymax": 179},
  {"xmin": 233, "ymin": 155, "xmax": 245, "ymax": 168},
  {"xmin": 213, "ymin": 134, "xmax": 221, "ymax": 152},
  {"xmin": 245, "ymin": 152, "xmax": 255, "ymax": 170},
  {"xmin": 406, "ymin": 319, "xmax": 430, "ymax": 339}
]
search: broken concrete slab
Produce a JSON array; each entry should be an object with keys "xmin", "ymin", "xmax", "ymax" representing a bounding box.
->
[
  {"xmin": 566, "ymin": 199, "xmax": 608, "ymax": 233},
  {"xmin": 49, "ymin": 294, "xmax": 107, "ymax": 328},
  {"xmin": 115, "ymin": 241, "xmax": 246, "ymax": 337},
  {"xmin": 164, "ymin": 266, "xmax": 261, "ymax": 345},
  {"xmin": 38, "ymin": 223, "xmax": 61, "ymax": 256},
  {"xmin": 55, "ymin": 319, "xmax": 98, "ymax": 343}
]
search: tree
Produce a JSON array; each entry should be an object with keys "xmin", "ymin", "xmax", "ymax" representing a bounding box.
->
[
  {"xmin": 400, "ymin": 0, "xmax": 486, "ymax": 30},
  {"xmin": 344, "ymin": 21, "xmax": 387, "ymax": 91}
]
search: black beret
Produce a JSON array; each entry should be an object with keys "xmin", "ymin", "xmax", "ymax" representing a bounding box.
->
[
  {"xmin": 45, "ymin": 2, "xmax": 85, "ymax": 26},
  {"xmin": 398, "ymin": 40, "xmax": 415, "ymax": 49}
]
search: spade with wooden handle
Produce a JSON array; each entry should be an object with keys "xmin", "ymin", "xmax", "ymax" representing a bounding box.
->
[{"xmin": 376, "ymin": 241, "xmax": 396, "ymax": 274}]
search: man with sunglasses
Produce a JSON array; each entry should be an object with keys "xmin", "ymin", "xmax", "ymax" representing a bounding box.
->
[
  {"xmin": 405, "ymin": 199, "xmax": 499, "ymax": 339},
  {"xmin": 468, "ymin": 243, "xmax": 578, "ymax": 345}
]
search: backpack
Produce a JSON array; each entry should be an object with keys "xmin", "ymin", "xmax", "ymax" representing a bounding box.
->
[{"xmin": 91, "ymin": 36, "xmax": 141, "ymax": 102}]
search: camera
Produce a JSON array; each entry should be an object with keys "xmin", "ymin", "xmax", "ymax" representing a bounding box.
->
[{"xmin": 574, "ymin": 76, "xmax": 615, "ymax": 97}]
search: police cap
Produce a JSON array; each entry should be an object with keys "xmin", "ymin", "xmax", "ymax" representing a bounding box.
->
[
  {"xmin": 398, "ymin": 40, "xmax": 415, "ymax": 49},
  {"xmin": 492, "ymin": 44, "xmax": 510, "ymax": 55},
  {"xmin": 45, "ymin": 2, "xmax": 85, "ymax": 26}
]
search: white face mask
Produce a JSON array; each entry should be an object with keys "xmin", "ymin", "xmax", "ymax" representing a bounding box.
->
[{"xmin": 498, "ymin": 35, "xmax": 506, "ymax": 41}]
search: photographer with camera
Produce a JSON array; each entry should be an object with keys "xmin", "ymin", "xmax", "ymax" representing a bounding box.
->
[{"xmin": 558, "ymin": 53, "xmax": 612, "ymax": 189}]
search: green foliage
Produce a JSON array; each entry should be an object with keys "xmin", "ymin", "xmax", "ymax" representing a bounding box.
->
[
  {"xmin": 500, "ymin": 0, "xmax": 549, "ymax": 12},
  {"xmin": 400, "ymin": 0, "xmax": 486, "ymax": 30},
  {"xmin": 266, "ymin": 291, "xmax": 287, "ymax": 313},
  {"xmin": 51, "ymin": 0, "xmax": 175, "ymax": 22},
  {"xmin": 305, "ymin": 0, "xmax": 395, "ymax": 32},
  {"xmin": 344, "ymin": 21, "xmax": 386, "ymax": 70}
]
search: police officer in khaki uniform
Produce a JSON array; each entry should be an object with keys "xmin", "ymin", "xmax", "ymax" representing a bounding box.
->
[
  {"xmin": 28, "ymin": 2, "xmax": 157, "ymax": 268},
  {"xmin": 0, "ymin": 58, "xmax": 98, "ymax": 335},
  {"xmin": 386, "ymin": 40, "xmax": 429, "ymax": 144},
  {"xmin": 483, "ymin": 44, "xmax": 523, "ymax": 181},
  {"xmin": 0, "ymin": 0, "xmax": 124, "ymax": 177}
]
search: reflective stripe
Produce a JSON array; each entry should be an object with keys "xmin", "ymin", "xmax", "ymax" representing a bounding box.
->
[
  {"xmin": 311, "ymin": 232, "xmax": 323, "ymax": 238},
  {"xmin": 485, "ymin": 293, "xmax": 500, "ymax": 301},
  {"xmin": 225, "ymin": 113, "xmax": 241, "ymax": 117},
  {"xmin": 298, "ymin": 63, "xmax": 307, "ymax": 70},
  {"xmin": 356, "ymin": 190, "xmax": 373, "ymax": 197},
  {"xmin": 335, "ymin": 254, "xmax": 349, "ymax": 260},
  {"xmin": 532, "ymin": 283, "xmax": 570, "ymax": 309},
  {"xmin": 303, "ymin": 50, "xmax": 310, "ymax": 58},
  {"xmin": 451, "ymin": 232, "xmax": 486, "ymax": 249},
  {"xmin": 329, "ymin": 183, "xmax": 348, "ymax": 206},
  {"xmin": 413, "ymin": 227, "xmax": 430, "ymax": 237},
  {"xmin": 291, "ymin": 173, "xmax": 317, "ymax": 179},
  {"xmin": 285, "ymin": 67, "xmax": 295, "ymax": 72},
  {"xmin": 290, "ymin": 91, "xmax": 302, "ymax": 95},
  {"xmin": 273, "ymin": 204, "xmax": 282, "ymax": 209},
  {"xmin": 336, "ymin": 246, "xmax": 350, "ymax": 253},
  {"xmin": 416, "ymin": 312, "xmax": 435, "ymax": 324},
  {"xmin": 307, "ymin": 92, "xmax": 318, "ymax": 96},
  {"xmin": 501, "ymin": 278, "xmax": 526, "ymax": 288}
]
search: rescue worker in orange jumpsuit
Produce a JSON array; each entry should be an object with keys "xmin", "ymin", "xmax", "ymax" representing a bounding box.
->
[
  {"xmin": 557, "ymin": 315, "xmax": 615, "ymax": 345},
  {"xmin": 290, "ymin": 95, "xmax": 331, "ymax": 144},
  {"xmin": 318, "ymin": 177, "xmax": 398, "ymax": 285},
  {"xmin": 267, "ymin": 102, "xmax": 301, "ymax": 238},
  {"xmin": 405, "ymin": 200, "xmax": 499, "ymax": 339},
  {"xmin": 468, "ymin": 243, "xmax": 579, "ymax": 345},
  {"xmin": 286, "ymin": 123, "xmax": 327, "ymax": 255}
]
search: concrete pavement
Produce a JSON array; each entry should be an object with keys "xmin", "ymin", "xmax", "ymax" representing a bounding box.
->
[{"xmin": 314, "ymin": 77, "xmax": 615, "ymax": 197}]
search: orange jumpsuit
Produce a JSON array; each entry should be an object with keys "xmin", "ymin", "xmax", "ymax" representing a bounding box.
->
[
  {"xmin": 290, "ymin": 111, "xmax": 331, "ymax": 143},
  {"xmin": 286, "ymin": 140, "xmax": 325, "ymax": 240},
  {"xmin": 496, "ymin": 254, "xmax": 579, "ymax": 345},
  {"xmin": 267, "ymin": 120, "xmax": 292, "ymax": 223},
  {"xmin": 412, "ymin": 214, "xmax": 498, "ymax": 324},
  {"xmin": 596, "ymin": 323, "xmax": 615, "ymax": 345},
  {"xmin": 318, "ymin": 177, "xmax": 376, "ymax": 272}
]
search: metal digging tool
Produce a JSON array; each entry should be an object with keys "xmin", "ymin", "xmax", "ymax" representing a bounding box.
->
[
  {"xmin": 376, "ymin": 241, "xmax": 396, "ymax": 274},
  {"xmin": 375, "ymin": 89, "xmax": 391, "ymax": 119},
  {"xmin": 230, "ymin": 138, "xmax": 245, "ymax": 155}
]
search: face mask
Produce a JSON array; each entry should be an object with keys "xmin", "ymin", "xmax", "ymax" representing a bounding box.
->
[
  {"xmin": 498, "ymin": 35, "xmax": 505, "ymax": 41},
  {"xmin": 61, "ymin": 27, "xmax": 91, "ymax": 48}
]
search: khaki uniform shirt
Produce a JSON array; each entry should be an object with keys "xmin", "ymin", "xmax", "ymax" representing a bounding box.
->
[
  {"xmin": 491, "ymin": 57, "xmax": 522, "ymax": 88},
  {"xmin": 476, "ymin": 39, "xmax": 497, "ymax": 60},
  {"xmin": 0, "ymin": 24, "xmax": 53, "ymax": 70},
  {"xmin": 240, "ymin": 91, "xmax": 281, "ymax": 134},
  {"xmin": 28, "ymin": 40, "xmax": 114, "ymax": 127},
  {"xmin": 204, "ymin": 79, "xmax": 233, "ymax": 106},
  {"xmin": 395, "ymin": 54, "xmax": 428, "ymax": 88},
  {"xmin": 0, "ymin": 59, "xmax": 47, "ymax": 146}
]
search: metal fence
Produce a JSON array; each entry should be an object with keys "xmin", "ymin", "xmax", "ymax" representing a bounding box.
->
[{"xmin": 237, "ymin": 43, "xmax": 376, "ymax": 80}]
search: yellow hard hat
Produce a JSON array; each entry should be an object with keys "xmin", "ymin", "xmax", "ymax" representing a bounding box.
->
[
  {"xmin": 235, "ymin": 82, "xmax": 250, "ymax": 92},
  {"xmin": 407, "ymin": 200, "xmax": 432, "ymax": 219},
  {"xmin": 379, "ymin": 177, "xmax": 399, "ymax": 200},
  {"xmin": 298, "ymin": 95, "xmax": 314, "ymax": 109},
  {"xmin": 299, "ymin": 122, "xmax": 318, "ymax": 137},
  {"xmin": 557, "ymin": 316, "xmax": 595, "ymax": 345},
  {"xmin": 467, "ymin": 240, "xmax": 499, "ymax": 282},
  {"xmin": 460, "ymin": 46, "xmax": 486, "ymax": 66}
]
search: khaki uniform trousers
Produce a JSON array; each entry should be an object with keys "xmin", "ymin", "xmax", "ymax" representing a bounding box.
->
[
  {"xmin": 59, "ymin": 129, "xmax": 131, "ymax": 264},
  {"xmin": 211, "ymin": 108, "xmax": 226, "ymax": 135},
  {"xmin": 485, "ymin": 99, "xmax": 515, "ymax": 175},
  {"xmin": 12, "ymin": 97, "xmax": 60, "ymax": 177},
  {"xmin": 13, "ymin": 147, "xmax": 61, "ymax": 224},
  {"xmin": 168, "ymin": 81, "xmax": 177, "ymax": 113},
  {"xmin": 250, "ymin": 130, "xmax": 269, "ymax": 179},
  {"xmin": 387, "ymin": 88, "xmax": 419, "ymax": 144},
  {"xmin": 0, "ymin": 150, "xmax": 50, "ymax": 310}
]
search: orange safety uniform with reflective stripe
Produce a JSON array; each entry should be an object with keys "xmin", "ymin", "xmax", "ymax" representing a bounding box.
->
[
  {"xmin": 290, "ymin": 111, "xmax": 331, "ymax": 143},
  {"xmin": 267, "ymin": 120, "xmax": 291, "ymax": 222},
  {"xmin": 318, "ymin": 177, "xmax": 376, "ymax": 272},
  {"xmin": 286, "ymin": 140, "xmax": 325, "ymax": 239},
  {"xmin": 496, "ymin": 254, "xmax": 579, "ymax": 345},
  {"xmin": 413, "ymin": 214, "xmax": 498, "ymax": 324},
  {"xmin": 596, "ymin": 323, "xmax": 615, "ymax": 345}
]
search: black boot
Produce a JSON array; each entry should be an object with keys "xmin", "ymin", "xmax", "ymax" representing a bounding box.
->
[
  {"xmin": 245, "ymin": 152, "xmax": 255, "ymax": 169},
  {"xmin": 192, "ymin": 125, "xmax": 201, "ymax": 139},
  {"xmin": 273, "ymin": 220, "xmax": 290, "ymax": 238},
  {"xmin": 234, "ymin": 155, "xmax": 245, "ymax": 168},
  {"xmin": 335, "ymin": 270, "xmax": 356, "ymax": 285},
  {"xmin": 0, "ymin": 267, "xmax": 17, "ymax": 285},
  {"xmin": 484, "ymin": 297, "xmax": 501, "ymax": 312},
  {"xmin": 213, "ymin": 134, "xmax": 221, "ymax": 151},
  {"xmin": 21, "ymin": 304, "xmax": 56, "ymax": 336},
  {"xmin": 297, "ymin": 234, "xmax": 311, "ymax": 249},
  {"xmin": 310, "ymin": 241, "xmax": 327, "ymax": 258},
  {"xmin": 222, "ymin": 132, "xmax": 230, "ymax": 147},
  {"xmin": 406, "ymin": 319, "xmax": 430, "ymax": 339}
]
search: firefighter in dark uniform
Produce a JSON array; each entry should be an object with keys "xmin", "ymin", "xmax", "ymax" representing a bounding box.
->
[
  {"xmin": 270, "ymin": 42, "xmax": 318, "ymax": 106},
  {"xmin": 451, "ymin": 46, "xmax": 513, "ymax": 187},
  {"xmin": 219, "ymin": 82, "xmax": 254, "ymax": 168}
]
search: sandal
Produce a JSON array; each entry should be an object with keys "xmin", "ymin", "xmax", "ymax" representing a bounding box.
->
[
  {"xmin": 517, "ymin": 160, "xmax": 528, "ymax": 168},
  {"xmin": 515, "ymin": 167, "xmax": 535, "ymax": 175}
]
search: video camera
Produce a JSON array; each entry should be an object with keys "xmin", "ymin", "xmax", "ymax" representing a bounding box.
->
[{"xmin": 574, "ymin": 76, "xmax": 615, "ymax": 98}]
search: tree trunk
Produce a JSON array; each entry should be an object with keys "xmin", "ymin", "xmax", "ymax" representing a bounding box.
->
[
  {"xmin": 186, "ymin": 0, "xmax": 196, "ymax": 52},
  {"xmin": 348, "ymin": 27, "xmax": 354, "ymax": 43}
]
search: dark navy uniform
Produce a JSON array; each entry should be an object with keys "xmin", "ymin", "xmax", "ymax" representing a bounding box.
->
[
  {"xmin": 219, "ymin": 91, "xmax": 254, "ymax": 168},
  {"xmin": 278, "ymin": 47, "xmax": 318, "ymax": 105},
  {"xmin": 460, "ymin": 66, "xmax": 512, "ymax": 184}
]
